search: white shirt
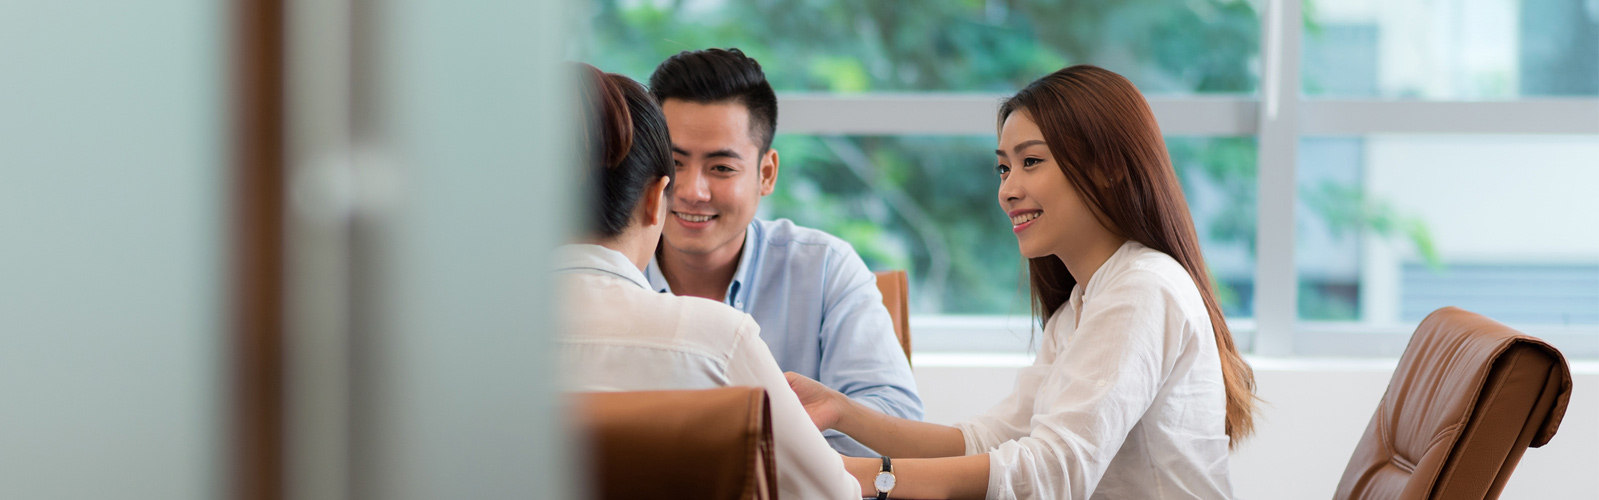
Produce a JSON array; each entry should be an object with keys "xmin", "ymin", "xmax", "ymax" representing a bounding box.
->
[
  {"xmin": 554, "ymin": 244, "xmax": 859, "ymax": 500},
  {"xmin": 954, "ymin": 241, "xmax": 1234, "ymax": 500}
]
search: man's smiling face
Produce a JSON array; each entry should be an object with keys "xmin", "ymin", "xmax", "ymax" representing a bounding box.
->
[{"xmin": 659, "ymin": 98, "xmax": 777, "ymax": 258}]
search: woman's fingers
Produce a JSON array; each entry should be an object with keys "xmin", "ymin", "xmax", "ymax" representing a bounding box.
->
[{"xmin": 784, "ymin": 371, "xmax": 843, "ymax": 430}]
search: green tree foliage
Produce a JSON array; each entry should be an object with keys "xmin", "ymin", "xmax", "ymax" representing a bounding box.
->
[
  {"xmin": 574, "ymin": 0, "xmax": 1431, "ymax": 320},
  {"xmin": 577, "ymin": 0, "xmax": 1259, "ymax": 93},
  {"xmin": 573, "ymin": 0, "xmax": 1264, "ymax": 315}
]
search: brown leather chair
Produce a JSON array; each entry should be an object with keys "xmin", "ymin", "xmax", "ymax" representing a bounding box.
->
[
  {"xmin": 1335, "ymin": 307, "xmax": 1573, "ymax": 500},
  {"xmin": 576, "ymin": 387, "xmax": 777, "ymax": 500},
  {"xmin": 874, "ymin": 269, "xmax": 912, "ymax": 366}
]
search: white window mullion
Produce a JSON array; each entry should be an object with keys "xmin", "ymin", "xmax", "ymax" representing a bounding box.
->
[
  {"xmin": 776, "ymin": 94, "xmax": 1258, "ymax": 136},
  {"xmin": 1302, "ymin": 100, "xmax": 1599, "ymax": 135},
  {"xmin": 1253, "ymin": 0, "xmax": 1303, "ymax": 356}
]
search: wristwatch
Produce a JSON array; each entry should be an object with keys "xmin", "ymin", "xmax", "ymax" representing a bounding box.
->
[{"xmin": 873, "ymin": 456, "xmax": 895, "ymax": 500}]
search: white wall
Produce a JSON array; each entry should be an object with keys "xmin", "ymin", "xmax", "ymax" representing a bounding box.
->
[{"xmin": 913, "ymin": 357, "xmax": 1598, "ymax": 499}]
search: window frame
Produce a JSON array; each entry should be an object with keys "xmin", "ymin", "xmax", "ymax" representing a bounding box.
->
[{"xmin": 774, "ymin": 0, "xmax": 1599, "ymax": 357}]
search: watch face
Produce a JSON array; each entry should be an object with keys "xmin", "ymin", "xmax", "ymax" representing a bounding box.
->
[{"xmin": 874, "ymin": 472, "xmax": 896, "ymax": 492}]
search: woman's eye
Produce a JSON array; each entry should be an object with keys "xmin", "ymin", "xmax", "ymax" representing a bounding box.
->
[
  {"xmin": 1022, "ymin": 157, "xmax": 1043, "ymax": 167},
  {"xmin": 995, "ymin": 164, "xmax": 1010, "ymax": 176}
]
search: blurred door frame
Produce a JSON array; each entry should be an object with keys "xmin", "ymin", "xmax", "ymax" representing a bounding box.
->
[{"xmin": 230, "ymin": 0, "xmax": 287, "ymax": 498}]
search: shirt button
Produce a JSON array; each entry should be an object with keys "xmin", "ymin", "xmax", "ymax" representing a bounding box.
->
[{"xmin": 1097, "ymin": 380, "xmax": 1107, "ymax": 388}]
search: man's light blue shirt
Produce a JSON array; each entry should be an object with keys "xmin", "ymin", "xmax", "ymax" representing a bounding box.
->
[{"xmin": 647, "ymin": 218, "xmax": 925, "ymax": 457}]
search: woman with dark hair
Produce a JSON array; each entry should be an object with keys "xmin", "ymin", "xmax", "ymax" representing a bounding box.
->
[
  {"xmin": 555, "ymin": 64, "xmax": 858, "ymax": 499},
  {"xmin": 787, "ymin": 65, "xmax": 1256, "ymax": 499}
]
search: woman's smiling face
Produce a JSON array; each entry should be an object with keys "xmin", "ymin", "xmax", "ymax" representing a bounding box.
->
[{"xmin": 995, "ymin": 110, "xmax": 1103, "ymax": 261}]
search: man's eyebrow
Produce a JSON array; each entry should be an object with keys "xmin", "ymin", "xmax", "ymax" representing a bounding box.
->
[{"xmin": 671, "ymin": 146, "xmax": 744, "ymax": 160}]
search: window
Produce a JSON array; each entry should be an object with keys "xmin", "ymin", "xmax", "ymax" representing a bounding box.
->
[
  {"xmin": 1303, "ymin": 0, "xmax": 1599, "ymax": 99},
  {"xmin": 1293, "ymin": 0, "xmax": 1599, "ymax": 356},
  {"xmin": 575, "ymin": 0, "xmax": 1262, "ymax": 94},
  {"xmin": 1295, "ymin": 135, "xmax": 1599, "ymax": 355},
  {"xmin": 573, "ymin": 0, "xmax": 1599, "ymax": 357}
]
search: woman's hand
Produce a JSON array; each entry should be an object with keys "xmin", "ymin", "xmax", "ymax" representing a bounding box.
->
[
  {"xmin": 792, "ymin": 372, "xmax": 967, "ymax": 461},
  {"xmin": 785, "ymin": 371, "xmax": 849, "ymax": 431}
]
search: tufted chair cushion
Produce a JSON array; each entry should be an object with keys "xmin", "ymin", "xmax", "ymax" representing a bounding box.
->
[{"xmin": 1335, "ymin": 307, "xmax": 1572, "ymax": 500}]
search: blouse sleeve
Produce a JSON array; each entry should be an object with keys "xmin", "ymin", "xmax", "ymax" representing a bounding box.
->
[
  {"xmin": 723, "ymin": 315, "xmax": 860, "ymax": 500},
  {"xmin": 983, "ymin": 272, "xmax": 1189, "ymax": 500},
  {"xmin": 953, "ymin": 314, "xmax": 1062, "ymax": 455}
]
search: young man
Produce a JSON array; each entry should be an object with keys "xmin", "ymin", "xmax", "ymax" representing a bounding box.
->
[{"xmin": 646, "ymin": 48, "xmax": 923, "ymax": 457}]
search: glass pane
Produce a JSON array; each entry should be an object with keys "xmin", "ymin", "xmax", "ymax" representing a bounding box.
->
[
  {"xmin": 1296, "ymin": 135, "xmax": 1599, "ymax": 326},
  {"xmin": 761, "ymin": 135, "xmax": 1258, "ymax": 317},
  {"xmin": 0, "ymin": 1, "xmax": 224, "ymax": 498},
  {"xmin": 574, "ymin": 0, "xmax": 1261, "ymax": 94},
  {"xmin": 1169, "ymin": 137, "xmax": 1260, "ymax": 319},
  {"xmin": 1303, "ymin": 0, "xmax": 1599, "ymax": 98},
  {"xmin": 362, "ymin": 1, "xmax": 580, "ymax": 497}
]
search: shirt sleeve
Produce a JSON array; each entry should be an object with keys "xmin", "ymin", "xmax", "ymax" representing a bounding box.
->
[
  {"xmin": 724, "ymin": 315, "xmax": 860, "ymax": 500},
  {"xmin": 814, "ymin": 245, "xmax": 926, "ymax": 446},
  {"xmin": 954, "ymin": 315, "xmax": 1061, "ymax": 455},
  {"xmin": 983, "ymin": 273, "xmax": 1187, "ymax": 500}
]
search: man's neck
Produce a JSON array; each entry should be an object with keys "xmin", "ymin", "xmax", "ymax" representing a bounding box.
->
[{"xmin": 658, "ymin": 231, "xmax": 747, "ymax": 301}]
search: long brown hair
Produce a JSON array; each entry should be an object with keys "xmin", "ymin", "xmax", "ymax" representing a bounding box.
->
[{"xmin": 999, "ymin": 65, "xmax": 1257, "ymax": 445}]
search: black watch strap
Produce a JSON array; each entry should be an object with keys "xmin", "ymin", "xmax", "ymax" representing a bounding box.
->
[{"xmin": 876, "ymin": 456, "xmax": 891, "ymax": 500}]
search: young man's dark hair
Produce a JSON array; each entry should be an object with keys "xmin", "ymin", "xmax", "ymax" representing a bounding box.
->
[{"xmin": 648, "ymin": 48, "xmax": 779, "ymax": 153}]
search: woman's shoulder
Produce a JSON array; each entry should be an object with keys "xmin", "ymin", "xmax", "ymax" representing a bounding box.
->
[
  {"xmin": 1091, "ymin": 242, "xmax": 1210, "ymax": 319},
  {"xmin": 666, "ymin": 293, "xmax": 761, "ymax": 342},
  {"xmin": 568, "ymin": 284, "xmax": 758, "ymax": 359}
]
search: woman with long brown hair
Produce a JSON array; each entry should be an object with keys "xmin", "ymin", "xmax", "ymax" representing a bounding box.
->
[{"xmin": 786, "ymin": 65, "xmax": 1257, "ymax": 499}]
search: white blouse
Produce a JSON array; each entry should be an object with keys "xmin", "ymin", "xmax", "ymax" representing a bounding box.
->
[
  {"xmin": 554, "ymin": 244, "xmax": 859, "ymax": 500},
  {"xmin": 953, "ymin": 241, "xmax": 1234, "ymax": 500}
]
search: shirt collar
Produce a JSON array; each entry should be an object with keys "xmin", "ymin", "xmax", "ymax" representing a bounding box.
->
[
  {"xmin": 645, "ymin": 220, "xmax": 761, "ymax": 309},
  {"xmin": 724, "ymin": 221, "xmax": 760, "ymax": 307},
  {"xmin": 554, "ymin": 244, "xmax": 652, "ymax": 290},
  {"xmin": 1072, "ymin": 239, "xmax": 1142, "ymax": 309}
]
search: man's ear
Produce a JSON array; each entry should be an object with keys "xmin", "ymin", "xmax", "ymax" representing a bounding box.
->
[
  {"xmin": 639, "ymin": 175, "xmax": 672, "ymax": 228},
  {"xmin": 758, "ymin": 148, "xmax": 779, "ymax": 196}
]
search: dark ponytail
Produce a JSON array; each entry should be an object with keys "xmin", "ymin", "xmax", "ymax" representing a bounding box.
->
[{"xmin": 578, "ymin": 63, "xmax": 674, "ymax": 238}]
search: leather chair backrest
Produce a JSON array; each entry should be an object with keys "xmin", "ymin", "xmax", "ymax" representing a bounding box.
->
[
  {"xmin": 1335, "ymin": 307, "xmax": 1572, "ymax": 500},
  {"xmin": 874, "ymin": 269, "xmax": 912, "ymax": 366},
  {"xmin": 576, "ymin": 387, "xmax": 777, "ymax": 500}
]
